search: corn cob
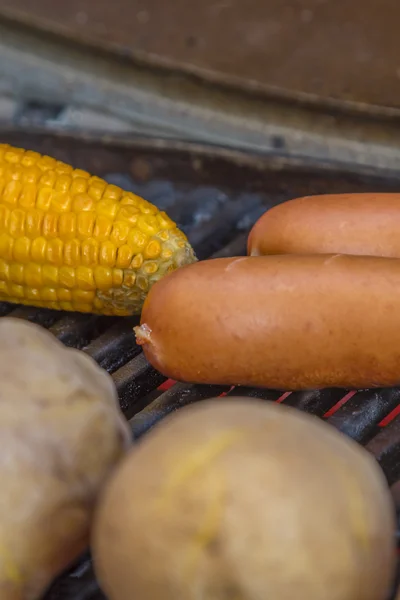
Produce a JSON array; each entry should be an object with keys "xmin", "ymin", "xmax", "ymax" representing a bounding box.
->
[{"xmin": 0, "ymin": 143, "xmax": 197, "ymax": 316}]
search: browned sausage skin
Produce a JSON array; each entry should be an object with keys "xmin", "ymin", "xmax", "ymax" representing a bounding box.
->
[
  {"xmin": 134, "ymin": 254, "xmax": 400, "ymax": 391},
  {"xmin": 247, "ymin": 193, "xmax": 400, "ymax": 257}
]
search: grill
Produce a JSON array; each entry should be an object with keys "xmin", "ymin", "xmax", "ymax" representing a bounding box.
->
[{"xmin": 1, "ymin": 129, "xmax": 400, "ymax": 600}]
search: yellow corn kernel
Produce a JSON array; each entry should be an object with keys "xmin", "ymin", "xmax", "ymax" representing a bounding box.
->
[
  {"xmin": 73, "ymin": 194, "xmax": 94, "ymax": 212},
  {"xmin": 59, "ymin": 266, "xmax": 75, "ymax": 289},
  {"xmin": 100, "ymin": 241, "xmax": 116, "ymax": 267},
  {"xmin": 26, "ymin": 287, "xmax": 40, "ymax": 301},
  {"xmin": 110, "ymin": 221, "xmax": 130, "ymax": 246},
  {"xmin": 42, "ymin": 265, "xmax": 58, "ymax": 286},
  {"xmin": 51, "ymin": 191, "xmax": 71, "ymax": 213},
  {"xmin": 144, "ymin": 239, "xmax": 162, "ymax": 259},
  {"xmin": 9, "ymin": 264, "xmax": 24, "ymax": 285},
  {"xmin": 9, "ymin": 209, "xmax": 25, "ymax": 237},
  {"xmin": 42, "ymin": 213, "xmax": 59, "ymax": 238},
  {"xmin": 59, "ymin": 213, "xmax": 77, "ymax": 240},
  {"xmin": 36, "ymin": 186, "xmax": 53, "ymax": 211},
  {"xmin": 3, "ymin": 180, "xmax": 21, "ymax": 206},
  {"xmin": 104, "ymin": 184, "xmax": 122, "ymax": 202},
  {"xmin": 116, "ymin": 205, "xmax": 139, "ymax": 226},
  {"xmin": 46, "ymin": 239, "xmax": 63, "ymax": 264},
  {"xmin": 13, "ymin": 237, "xmax": 31, "ymax": 263},
  {"xmin": 72, "ymin": 289, "xmax": 95, "ymax": 304},
  {"xmin": 130, "ymin": 253, "xmax": 143, "ymax": 269},
  {"xmin": 0, "ymin": 259, "xmax": 9, "ymax": 281},
  {"xmin": 71, "ymin": 177, "xmax": 88, "ymax": 195},
  {"xmin": 127, "ymin": 230, "xmax": 147, "ymax": 254},
  {"xmin": 81, "ymin": 239, "xmax": 98, "ymax": 266},
  {"xmin": 96, "ymin": 198, "xmax": 118, "ymax": 219},
  {"xmin": 94, "ymin": 215, "xmax": 112, "ymax": 241},
  {"xmin": 116, "ymin": 244, "xmax": 134, "ymax": 269},
  {"xmin": 39, "ymin": 171, "xmax": 56, "ymax": 188},
  {"xmin": 0, "ymin": 234, "xmax": 13, "ymax": 260},
  {"xmin": 0, "ymin": 143, "xmax": 197, "ymax": 315},
  {"xmin": 76, "ymin": 266, "xmax": 95, "ymax": 291},
  {"xmin": 19, "ymin": 183, "xmax": 37, "ymax": 208},
  {"xmin": 31, "ymin": 237, "xmax": 47, "ymax": 262},
  {"xmin": 123, "ymin": 271, "xmax": 136, "ymax": 288},
  {"xmin": 41, "ymin": 287, "xmax": 58, "ymax": 302},
  {"xmin": 142, "ymin": 261, "xmax": 158, "ymax": 275},
  {"xmin": 137, "ymin": 214, "xmax": 159, "ymax": 236},
  {"xmin": 64, "ymin": 239, "xmax": 81, "ymax": 266},
  {"xmin": 25, "ymin": 210, "xmax": 44, "ymax": 238},
  {"xmin": 77, "ymin": 211, "xmax": 95, "ymax": 238},
  {"xmin": 9, "ymin": 283, "xmax": 24, "ymax": 298},
  {"xmin": 57, "ymin": 288, "xmax": 71, "ymax": 301},
  {"xmin": 112, "ymin": 269, "xmax": 123, "ymax": 287},
  {"xmin": 88, "ymin": 178, "xmax": 107, "ymax": 201},
  {"xmin": 25, "ymin": 265, "xmax": 42, "ymax": 288},
  {"xmin": 94, "ymin": 266, "xmax": 112, "ymax": 290},
  {"xmin": 0, "ymin": 205, "xmax": 10, "ymax": 229}
]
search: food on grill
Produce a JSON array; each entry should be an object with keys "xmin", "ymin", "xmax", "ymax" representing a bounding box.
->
[
  {"xmin": 92, "ymin": 397, "xmax": 396, "ymax": 600},
  {"xmin": 0, "ymin": 143, "xmax": 196, "ymax": 316},
  {"xmin": 0, "ymin": 317, "xmax": 131, "ymax": 600},
  {"xmin": 135, "ymin": 253, "xmax": 400, "ymax": 390},
  {"xmin": 248, "ymin": 193, "xmax": 400, "ymax": 258}
]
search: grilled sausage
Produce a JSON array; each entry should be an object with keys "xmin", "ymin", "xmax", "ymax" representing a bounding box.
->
[
  {"xmin": 134, "ymin": 254, "xmax": 400, "ymax": 391},
  {"xmin": 247, "ymin": 193, "xmax": 400, "ymax": 258}
]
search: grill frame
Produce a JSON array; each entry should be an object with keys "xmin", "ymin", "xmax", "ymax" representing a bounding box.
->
[{"xmin": 0, "ymin": 128, "xmax": 399, "ymax": 599}]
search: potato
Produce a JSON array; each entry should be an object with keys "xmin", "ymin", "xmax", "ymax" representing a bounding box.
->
[
  {"xmin": 92, "ymin": 397, "xmax": 396, "ymax": 600},
  {"xmin": 0, "ymin": 317, "xmax": 131, "ymax": 600}
]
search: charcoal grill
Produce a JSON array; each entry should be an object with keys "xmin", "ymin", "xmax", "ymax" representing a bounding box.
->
[{"xmin": 1, "ymin": 129, "xmax": 400, "ymax": 600}]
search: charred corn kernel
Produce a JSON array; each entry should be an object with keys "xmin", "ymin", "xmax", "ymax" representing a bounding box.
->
[{"xmin": 0, "ymin": 144, "xmax": 196, "ymax": 314}]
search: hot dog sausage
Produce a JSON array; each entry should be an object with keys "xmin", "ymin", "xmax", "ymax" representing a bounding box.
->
[
  {"xmin": 134, "ymin": 254, "xmax": 400, "ymax": 391},
  {"xmin": 247, "ymin": 193, "xmax": 400, "ymax": 258}
]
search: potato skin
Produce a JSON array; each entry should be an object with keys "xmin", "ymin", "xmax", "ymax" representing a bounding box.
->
[
  {"xmin": 0, "ymin": 318, "xmax": 131, "ymax": 600},
  {"xmin": 135, "ymin": 254, "xmax": 400, "ymax": 390},
  {"xmin": 92, "ymin": 398, "xmax": 396, "ymax": 600},
  {"xmin": 248, "ymin": 193, "xmax": 400, "ymax": 258}
]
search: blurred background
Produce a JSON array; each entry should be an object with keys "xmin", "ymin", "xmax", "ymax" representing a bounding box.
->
[{"xmin": 1, "ymin": 0, "xmax": 400, "ymax": 171}]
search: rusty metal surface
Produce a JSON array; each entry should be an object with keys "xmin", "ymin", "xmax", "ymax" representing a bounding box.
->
[{"xmin": 0, "ymin": 0, "xmax": 400, "ymax": 112}]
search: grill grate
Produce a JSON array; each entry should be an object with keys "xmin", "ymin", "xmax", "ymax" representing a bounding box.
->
[{"xmin": 1, "ymin": 132, "xmax": 400, "ymax": 599}]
